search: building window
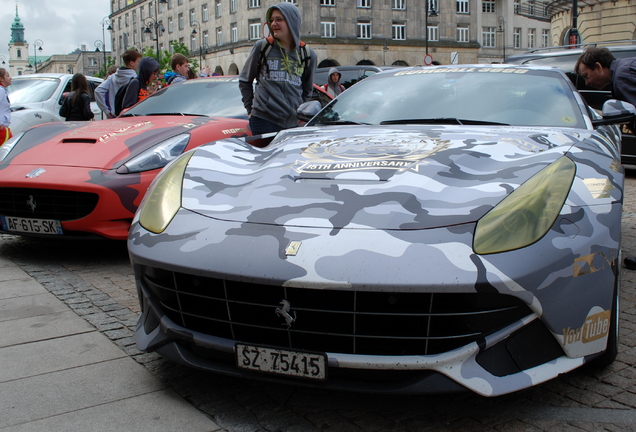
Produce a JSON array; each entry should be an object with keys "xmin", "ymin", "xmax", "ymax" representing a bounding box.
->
[
  {"xmin": 528, "ymin": 28, "xmax": 536, "ymax": 49},
  {"xmin": 249, "ymin": 0, "xmax": 260, "ymax": 8},
  {"xmin": 541, "ymin": 29, "xmax": 549, "ymax": 47},
  {"xmin": 357, "ymin": 0, "xmax": 371, "ymax": 8},
  {"xmin": 392, "ymin": 23, "xmax": 406, "ymax": 40},
  {"xmin": 177, "ymin": 0, "xmax": 183, "ymax": 4},
  {"xmin": 190, "ymin": 8, "xmax": 196, "ymax": 23},
  {"xmin": 514, "ymin": 0, "xmax": 520, "ymax": 13},
  {"xmin": 457, "ymin": 26, "xmax": 469, "ymax": 42},
  {"xmin": 217, "ymin": 28, "xmax": 223, "ymax": 46},
  {"xmin": 357, "ymin": 21, "xmax": 371, "ymax": 39},
  {"xmin": 168, "ymin": 17, "xmax": 174, "ymax": 33},
  {"xmin": 428, "ymin": 26, "xmax": 438, "ymax": 42},
  {"xmin": 321, "ymin": 21, "xmax": 336, "ymax": 38},
  {"xmin": 202, "ymin": 4, "xmax": 209, "ymax": 21},
  {"xmin": 482, "ymin": 0, "xmax": 495, "ymax": 13},
  {"xmin": 90, "ymin": 58, "xmax": 98, "ymax": 66},
  {"xmin": 392, "ymin": 0, "xmax": 405, "ymax": 9},
  {"xmin": 178, "ymin": 13, "xmax": 184, "ymax": 30},
  {"xmin": 132, "ymin": 10, "xmax": 137, "ymax": 24},
  {"xmin": 249, "ymin": 22, "xmax": 261, "ymax": 40},
  {"xmin": 204, "ymin": 30, "xmax": 209, "ymax": 46},
  {"xmin": 215, "ymin": 0, "xmax": 221, "ymax": 17},
  {"xmin": 191, "ymin": 34, "xmax": 197, "ymax": 51},
  {"xmin": 513, "ymin": 28, "xmax": 521, "ymax": 48},
  {"xmin": 167, "ymin": 0, "xmax": 172, "ymax": 9},
  {"xmin": 282, "ymin": 0, "xmax": 297, "ymax": 4},
  {"xmin": 482, "ymin": 26, "xmax": 496, "ymax": 47},
  {"xmin": 456, "ymin": 0, "xmax": 468, "ymax": 13},
  {"xmin": 320, "ymin": 0, "xmax": 335, "ymax": 4},
  {"xmin": 230, "ymin": 0, "xmax": 237, "ymax": 13},
  {"xmin": 528, "ymin": 1, "xmax": 535, "ymax": 15},
  {"xmin": 428, "ymin": 0, "xmax": 438, "ymax": 12},
  {"xmin": 125, "ymin": 13, "xmax": 129, "ymax": 26},
  {"xmin": 231, "ymin": 24, "xmax": 238, "ymax": 42}
]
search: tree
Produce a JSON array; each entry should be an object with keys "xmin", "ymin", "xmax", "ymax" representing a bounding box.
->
[{"xmin": 95, "ymin": 56, "xmax": 117, "ymax": 78}]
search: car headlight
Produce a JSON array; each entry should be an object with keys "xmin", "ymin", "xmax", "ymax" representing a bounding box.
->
[
  {"xmin": 138, "ymin": 151, "xmax": 193, "ymax": 234},
  {"xmin": 473, "ymin": 156, "xmax": 576, "ymax": 255},
  {"xmin": 0, "ymin": 132, "xmax": 25, "ymax": 163},
  {"xmin": 117, "ymin": 133, "xmax": 190, "ymax": 174}
]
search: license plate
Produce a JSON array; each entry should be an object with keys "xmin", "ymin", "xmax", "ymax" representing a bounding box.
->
[
  {"xmin": 0, "ymin": 216, "xmax": 63, "ymax": 235},
  {"xmin": 236, "ymin": 343, "xmax": 327, "ymax": 381}
]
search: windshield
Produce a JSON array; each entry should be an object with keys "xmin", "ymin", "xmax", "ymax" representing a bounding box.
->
[
  {"xmin": 8, "ymin": 77, "xmax": 62, "ymax": 104},
  {"xmin": 308, "ymin": 67, "xmax": 587, "ymax": 129},
  {"xmin": 123, "ymin": 77, "xmax": 248, "ymax": 118}
]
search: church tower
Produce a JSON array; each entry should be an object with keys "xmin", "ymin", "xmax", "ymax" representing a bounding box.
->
[{"xmin": 8, "ymin": 4, "xmax": 30, "ymax": 76}]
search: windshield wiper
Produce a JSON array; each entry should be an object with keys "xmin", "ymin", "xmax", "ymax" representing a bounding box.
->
[
  {"xmin": 317, "ymin": 120, "xmax": 371, "ymax": 125},
  {"xmin": 380, "ymin": 118, "xmax": 509, "ymax": 126}
]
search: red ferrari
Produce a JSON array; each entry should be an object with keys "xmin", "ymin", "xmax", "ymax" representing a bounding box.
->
[{"xmin": 0, "ymin": 76, "xmax": 250, "ymax": 240}]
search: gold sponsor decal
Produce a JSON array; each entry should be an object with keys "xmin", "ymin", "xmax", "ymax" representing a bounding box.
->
[
  {"xmin": 562, "ymin": 310, "xmax": 611, "ymax": 346},
  {"xmin": 222, "ymin": 128, "xmax": 248, "ymax": 134},
  {"xmin": 583, "ymin": 178, "xmax": 614, "ymax": 199},
  {"xmin": 285, "ymin": 241, "xmax": 302, "ymax": 256},
  {"xmin": 573, "ymin": 251, "xmax": 616, "ymax": 277},
  {"xmin": 610, "ymin": 160, "xmax": 621, "ymax": 173}
]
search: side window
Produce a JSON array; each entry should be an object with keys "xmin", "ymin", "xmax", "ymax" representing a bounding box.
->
[
  {"xmin": 87, "ymin": 81, "xmax": 101, "ymax": 101},
  {"xmin": 59, "ymin": 81, "xmax": 73, "ymax": 105}
]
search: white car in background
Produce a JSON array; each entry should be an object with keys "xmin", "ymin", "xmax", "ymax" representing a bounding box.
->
[{"xmin": 8, "ymin": 73, "xmax": 103, "ymax": 134}]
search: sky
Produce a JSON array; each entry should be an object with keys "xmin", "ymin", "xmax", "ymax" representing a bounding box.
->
[{"xmin": 1, "ymin": 0, "xmax": 111, "ymax": 65}]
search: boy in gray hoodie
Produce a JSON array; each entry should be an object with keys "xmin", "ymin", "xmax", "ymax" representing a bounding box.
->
[{"xmin": 239, "ymin": 2, "xmax": 317, "ymax": 135}]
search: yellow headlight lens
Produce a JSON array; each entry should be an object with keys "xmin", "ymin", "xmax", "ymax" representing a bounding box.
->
[
  {"xmin": 138, "ymin": 152, "xmax": 193, "ymax": 234},
  {"xmin": 474, "ymin": 156, "xmax": 576, "ymax": 255}
]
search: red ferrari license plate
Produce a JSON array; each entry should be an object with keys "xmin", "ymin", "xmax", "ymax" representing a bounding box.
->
[{"xmin": 1, "ymin": 216, "xmax": 63, "ymax": 235}]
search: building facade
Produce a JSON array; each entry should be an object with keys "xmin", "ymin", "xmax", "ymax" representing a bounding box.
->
[
  {"xmin": 548, "ymin": 0, "xmax": 636, "ymax": 47},
  {"xmin": 7, "ymin": 6, "xmax": 30, "ymax": 76},
  {"xmin": 107, "ymin": 0, "xmax": 552, "ymax": 75}
]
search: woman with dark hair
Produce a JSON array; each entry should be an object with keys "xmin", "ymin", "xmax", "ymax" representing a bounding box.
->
[{"xmin": 59, "ymin": 73, "xmax": 95, "ymax": 121}]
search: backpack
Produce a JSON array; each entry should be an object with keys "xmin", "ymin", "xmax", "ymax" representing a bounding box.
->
[
  {"xmin": 114, "ymin": 77, "xmax": 136, "ymax": 116},
  {"xmin": 256, "ymin": 35, "xmax": 311, "ymax": 77},
  {"xmin": 322, "ymin": 83, "xmax": 345, "ymax": 93}
]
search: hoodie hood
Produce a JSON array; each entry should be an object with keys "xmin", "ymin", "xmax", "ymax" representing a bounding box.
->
[
  {"xmin": 112, "ymin": 67, "xmax": 137, "ymax": 86},
  {"xmin": 137, "ymin": 57, "xmax": 160, "ymax": 90},
  {"xmin": 328, "ymin": 67, "xmax": 341, "ymax": 82},
  {"xmin": 267, "ymin": 2, "xmax": 301, "ymax": 49}
]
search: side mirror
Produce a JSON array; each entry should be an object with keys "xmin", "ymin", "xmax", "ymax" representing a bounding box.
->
[
  {"xmin": 592, "ymin": 99, "xmax": 636, "ymax": 126},
  {"xmin": 297, "ymin": 100, "xmax": 322, "ymax": 123}
]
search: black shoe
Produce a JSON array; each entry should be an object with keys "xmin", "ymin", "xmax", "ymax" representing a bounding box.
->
[{"xmin": 624, "ymin": 256, "xmax": 636, "ymax": 270}]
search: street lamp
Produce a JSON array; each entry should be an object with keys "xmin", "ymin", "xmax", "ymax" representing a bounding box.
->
[
  {"xmin": 497, "ymin": 16, "xmax": 506, "ymax": 62},
  {"xmin": 191, "ymin": 20, "xmax": 202, "ymax": 68},
  {"xmin": 143, "ymin": 0, "xmax": 167, "ymax": 63},
  {"xmin": 95, "ymin": 40, "xmax": 104, "ymax": 73},
  {"xmin": 101, "ymin": 16, "xmax": 112, "ymax": 69},
  {"xmin": 425, "ymin": 1, "xmax": 438, "ymax": 57},
  {"xmin": 33, "ymin": 39, "xmax": 43, "ymax": 73}
]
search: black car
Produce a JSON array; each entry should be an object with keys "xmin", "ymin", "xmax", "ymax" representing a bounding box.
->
[
  {"xmin": 505, "ymin": 41, "xmax": 636, "ymax": 164},
  {"xmin": 313, "ymin": 65, "xmax": 401, "ymax": 89}
]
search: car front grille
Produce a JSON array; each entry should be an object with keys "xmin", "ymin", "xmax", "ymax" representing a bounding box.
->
[
  {"xmin": 0, "ymin": 188, "xmax": 98, "ymax": 220},
  {"xmin": 141, "ymin": 266, "xmax": 533, "ymax": 356}
]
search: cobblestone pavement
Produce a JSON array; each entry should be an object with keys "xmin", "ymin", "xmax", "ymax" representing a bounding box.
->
[{"xmin": 3, "ymin": 172, "xmax": 636, "ymax": 431}]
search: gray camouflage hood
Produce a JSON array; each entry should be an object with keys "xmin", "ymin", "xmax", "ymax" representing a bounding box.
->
[{"xmin": 180, "ymin": 125, "xmax": 618, "ymax": 230}]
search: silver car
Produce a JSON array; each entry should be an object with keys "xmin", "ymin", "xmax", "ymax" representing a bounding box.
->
[{"xmin": 129, "ymin": 64, "xmax": 635, "ymax": 396}]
